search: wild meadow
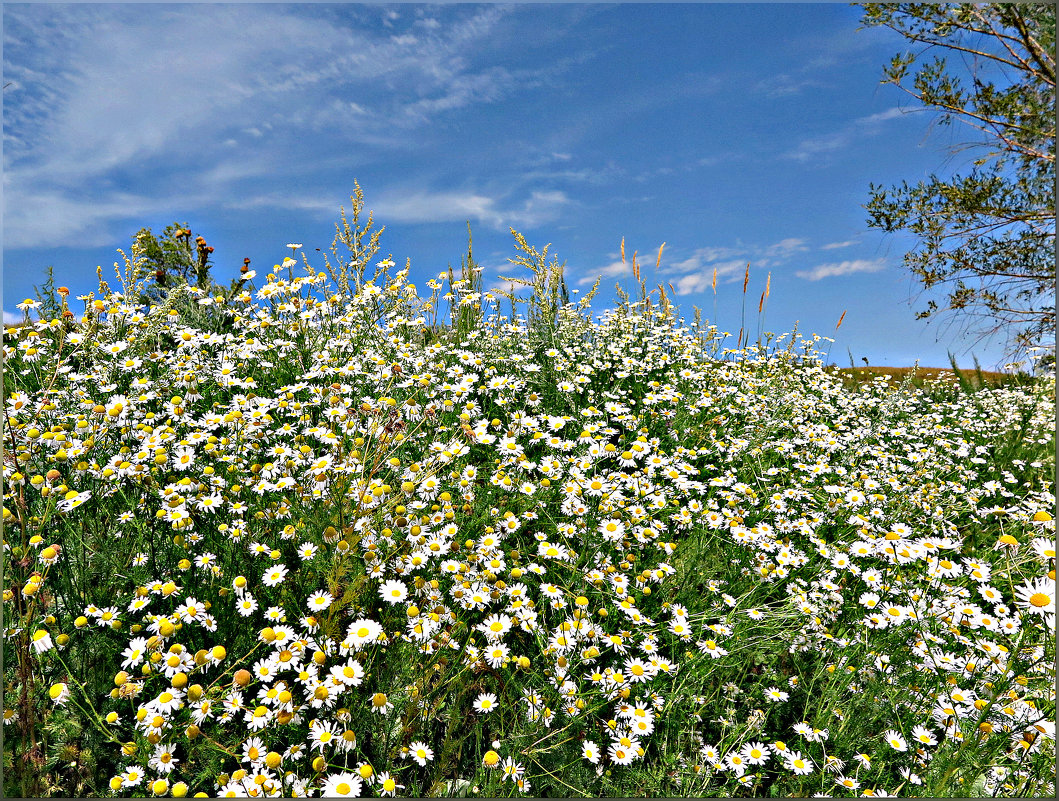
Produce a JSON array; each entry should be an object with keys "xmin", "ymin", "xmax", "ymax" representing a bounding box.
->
[{"xmin": 2, "ymin": 197, "xmax": 1055, "ymax": 798}]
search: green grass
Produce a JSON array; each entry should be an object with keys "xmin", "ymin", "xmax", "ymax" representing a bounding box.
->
[{"xmin": 824, "ymin": 365, "xmax": 1036, "ymax": 391}]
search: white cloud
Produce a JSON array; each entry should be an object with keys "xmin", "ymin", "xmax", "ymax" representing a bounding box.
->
[
  {"xmin": 223, "ymin": 192, "xmax": 346, "ymax": 215},
  {"xmin": 4, "ymin": 311, "xmax": 25, "ymax": 326},
  {"xmin": 663, "ymin": 248, "xmax": 743, "ymax": 274},
  {"xmin": 578, "ymin": 247, "xmax": 747, "ymax": 296},
  {"xmin": 658, "ymin": 237, "xmax": 804, "ymax": 283},
  {"xmin": 673, "ymin": 271, "xmax": 718, "ymax": 296},
  {"xmin": 664, "ymin": 259, "xmax": 748, "ymax": 296},
  {"xmin": 795, "ymin": 258, "xmax": 886, "ymax": 281},
  {"xmin": 854, "ymin": 106, "xmax": 914, "ymax": 126},
  {"xmin": 372, "ymin": 188, "xmax": 569, "ymax": 230},
  {"xmin": 2, "ymin": 4, "xmax": 546, "ymax": 249},
  {"xmin": 783, "ymin": 131, "xmax": 850, "ymax": 163},
  {"xmin": 755, "ymin": 73, "xmax": 823, "ymax": 98},
  {"xmin": 784, "ymin": 104, "xmax": 918, "ymax": 163},
  {"xmin": 820, "ymin": 239, "xmax": 858, "ymax": 250},
  {"xmin": 761, "ymin": 237, "xmax": 809, "ymax": 263},
  {"xmin": 2, "ymin": 187, "xmax": 192, "ymax": 250},
  {"xmin": 578, "ymin": 256, "xmax": 630, "ymax": 286}
]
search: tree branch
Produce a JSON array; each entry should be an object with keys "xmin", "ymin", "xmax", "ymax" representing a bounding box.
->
[{"xmin": 1000, "ymin": 5, "xmax": 1056, "ymax": 84}]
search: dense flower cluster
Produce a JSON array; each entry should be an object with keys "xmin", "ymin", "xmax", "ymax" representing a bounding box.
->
[{"xmin": 3, "ymin": 253, "xmax": 1054, "ymax": 798}]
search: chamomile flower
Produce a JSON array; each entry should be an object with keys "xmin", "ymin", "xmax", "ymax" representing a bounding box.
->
[
  {"xmin": 835, "ymin": 775, "xmax": 861, "ymax": 791},
  {"xmin": 346, "ymin": 618, "xmax": 384, "ymax": 649},
  {"xmin": 911, "ymin": 724, "xmax": 938, "ymax": 747},
  {"xmin": 374, "ymin": 771, "xmax": 403, "ymax": 797},
  {"xmin": 785, "ymin": 750, "xmax": 813, "ymax": 775},
  {"xmin": 735, "ymin": 742, "xmax": 766, "ymax": 766},
  {"xmin": 883, "ymin": 730, "xmax": 907, "ymax": 751},
  {"xmin": 149, "ymin": 743, "xmax": 179, "ymax": 774},
  {"xmin": 379, "ymin": 579, "xmax": 408, "ymax": 604},
  {"xmin": 31, "ymin": 629, "xmax": 53, "ymax": 654},
  {"xmin": 582, "ymin": 740, "xmax": 601, "ymax": 764},
  {"xmin": 609, "ymin": 741, "xmax": 637, "ymax": 765},
  {"xmin": 369, "ymin": 692, "xmax": 393, "ymax": 715},
  {"xmin": 262, "ymin": 564, "xmax": 289, "ymax": 587},
  {"xmin": 479, "ymin": 613, "xmax": 512, "ymax": 640},
  {"xmin": 1013, "ymin": 576, "xmax": 1055, "ymax": 615},
  {"xmin": 307, "ymin": 590, "xmax": 334, "ymax": 612},
  {"xmin": 320, "ymin": 771, "xmax": 362, "ymax": 798},
  {"xmin": 241, "ymin": 736, "xmax": 267, "ymax": 764},
  {"xmin": 697, "ymin": 638, "xmax": 728, "ymax": 658},
  {"xmin": 406, "ymin": 741, "xmax": 434, "ymax": 766},
  {"xmin": 150, "ymin": 689, "xmax": 184, "ymax": 714},
  {"xmin": 484, "ymin": 643, "xmax": 510, "ymax": 668},
  {"xmin": 309, "ymin": 720, "xmax": 338, "ymax": 751}
]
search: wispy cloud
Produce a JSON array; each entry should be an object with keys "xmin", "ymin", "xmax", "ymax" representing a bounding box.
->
[
  {"xmin": 795, "ymin": 258, "xmax": 886, "ymax": 281},
  {"xmin": 577, "ymin": 256, "xmax": 632, "ymax": 286},
  {"xmin": 3, "ymin": 310, "xmax": 25, "ymax": 326},
  {"xmin": 671, "ymin": 263, "xmax": 745, "ymax": 296},
  {"xmin": 660, "ymin": 237, "xmax": 807, "ymax": 278},
  {"xmin": 755, "ymin": 73, "xmax": 824, "ymax": 98},
  {"xmin": 783, "ymin": 105, "xmax": 913, "ymax": 163},
  {"xmin": 2, "ymin": 3, "xmax": 557, "ymax": 249},
  {"xmin": 855, "ymin": 106, "xmax": 915, "ymax": 125},
  {"xmin": 374, "ymin": 189, "xmax": 570, "ymax": 230},
  {"xmin": 580, "ymin": 236, "xmax": 808, "ymax": 296},
  {"xmin": 578, "ymin": 240, "xmax": 671, "ymax": 287},
  {"xmin": 783, "ymin": 131, "xmax": 852, "ymax": 163},
  {"xmin": 762, "ymin": 238, "xmax": 809, "ymax": 262},
  {"xmin": 3, "ymin": 188, "xmax": 200, "ymax": 250},
  {"xmin": 820, "ymin": 239, "xmax": 859, "ymax": 250}
]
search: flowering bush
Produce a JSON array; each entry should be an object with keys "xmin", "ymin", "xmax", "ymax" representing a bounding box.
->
[{"xmin": 3, "ymin": 206, "xmax": 1055, "ymax": 797}]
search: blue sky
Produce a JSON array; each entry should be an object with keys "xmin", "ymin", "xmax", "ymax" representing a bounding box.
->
[{"xmin": 1, "ymin": 2, "xmax": 1024, "ymax": 368}]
